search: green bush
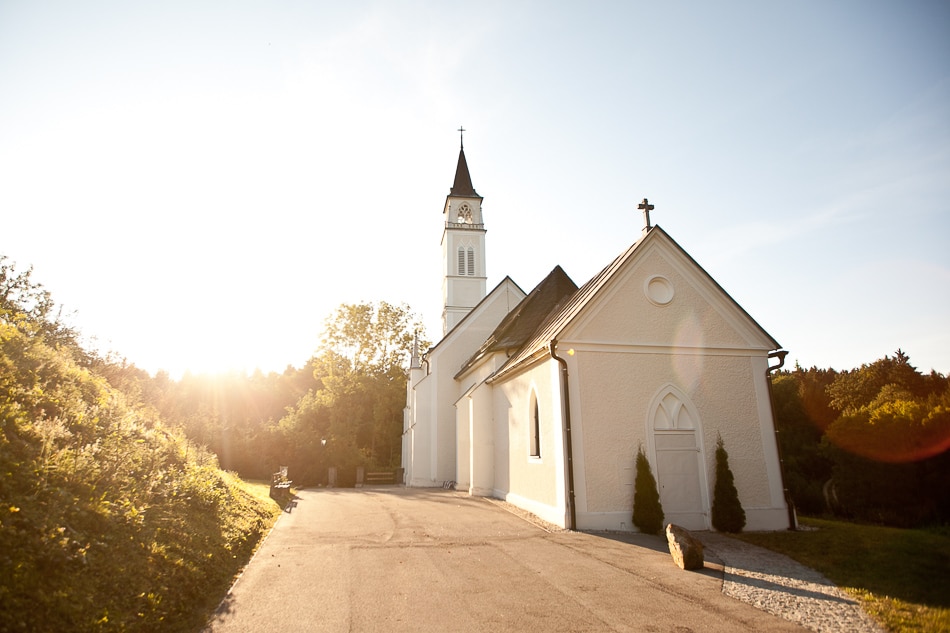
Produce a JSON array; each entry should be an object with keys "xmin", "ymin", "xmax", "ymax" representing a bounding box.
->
[
  {"xmin": 711, "ymin": 434, "xmax": 746, "ymax": 533},
  {"xmin": 632, "ymin": 445, "xmax": 664, "ymax": 535}
]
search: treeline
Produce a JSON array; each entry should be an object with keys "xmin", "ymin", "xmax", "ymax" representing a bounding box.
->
[
  {"xmin": 0, "ymin": 257, "xmax": 280, "ymax": 632},
  {"xmin": 108, "ymin": 301, "xmax": 425, "ymax": 487},
  {"xmin": 772, "ymin": 351, "xmax": 950, "ymax": 527}
]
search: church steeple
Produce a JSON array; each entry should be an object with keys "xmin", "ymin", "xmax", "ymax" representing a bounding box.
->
[
  {"xmin": 441, "ymin": 130, "xmax": 487, "ymax": 335},
  {"xmin": 450, "ymin": 146, "xmax": 480, "ymax": 198}
]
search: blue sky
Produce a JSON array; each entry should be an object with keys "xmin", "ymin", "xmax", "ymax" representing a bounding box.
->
[{"xmin": 1, "ymin": 1, "xmax": 948, "ymax": 377}]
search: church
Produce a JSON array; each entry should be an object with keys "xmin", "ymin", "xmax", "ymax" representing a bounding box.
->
[{"xmin": 401, "ymin": 140, "xmax": 792, "ymax": 532}]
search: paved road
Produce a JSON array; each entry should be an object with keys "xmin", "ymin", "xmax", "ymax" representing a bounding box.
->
[{"xmin": 204, "ymin": 487, "xmax": 805, "ymax": 632}]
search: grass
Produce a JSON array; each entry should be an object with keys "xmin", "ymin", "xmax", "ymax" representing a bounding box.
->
[
  {"xmin": 240, "ymin": 478, "xmax": 283, "ymax": 504},
  {"xmin": 733, "ymin": 517, "xmax": 950, "ymax": 633}
]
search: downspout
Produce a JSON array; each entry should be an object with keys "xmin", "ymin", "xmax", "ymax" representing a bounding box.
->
[
  {"xmin": 767, "ymin": 349, "xmax": 797, "ymax": 530},
  {"xmin": 549, "ymin": 340, "xmax": 577, "ymax": 531}
]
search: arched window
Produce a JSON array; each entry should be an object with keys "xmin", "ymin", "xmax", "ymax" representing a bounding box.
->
[
  {"xmin": 458, "ymin": 247, "xmax": 465, "ymax": 275},
  {"xmin": 467, "ymin": 247, "xmax": 475, "ymax": 276},
  {"xmin": 654, "ymin": 391, "xmax": 696, "ymax": 430},
  {"xmin": 529, "ymin": 390, "xmax": 541, "ymax": 457}
]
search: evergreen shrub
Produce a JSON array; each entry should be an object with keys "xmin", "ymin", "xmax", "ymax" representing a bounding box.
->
[
  {"xmin": 712, "ymin": 433, "xmax": 746, "ymax": 533},
  {"xmin": 632, "ymin": 445, "xmax": 664, "ymax": 535}
]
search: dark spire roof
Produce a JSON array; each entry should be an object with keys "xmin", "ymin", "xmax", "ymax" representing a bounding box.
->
[{"xmin": 449, "ymin": 147, "xmax": 480, "ymax": 198}]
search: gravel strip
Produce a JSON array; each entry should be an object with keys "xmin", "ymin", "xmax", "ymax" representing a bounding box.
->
[{"xmin": 698, "ymin": 532, "xmax": 884, "ymax": 633}]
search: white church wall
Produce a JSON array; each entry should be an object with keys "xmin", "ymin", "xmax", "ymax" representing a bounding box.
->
[
  {"xmin": 563, "ymin": 344, "xmax": 788, "ymax": 531},
  {"xmin": 455, "ymin": 389, "xmax": 472, "ymax": 492},
  {"xmin": 469, "ymin": 380, "xmax": 496, "ymax": 496},
  {"xmin": 492, "ymin": 359, "xmax": 568, "ymax": 527},
  {"xmin": 406, "ymin": 373, "xmax": 433, "ymax": 487},
  {"xmin": 406, "ymin": 280, "xmax": 527, "ymax": 488}
]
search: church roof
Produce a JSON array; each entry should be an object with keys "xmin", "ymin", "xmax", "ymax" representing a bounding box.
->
[
  {"xmin": 487, "ymin": 225, "xmax": 781, "ymax": 382},
  {"xmin": 456, "ymin": 266, "xmax": 577, "ymax": 378},
  {"xmin": 449, "ymin": 147, "xmax": 481, "ymax": 198}
]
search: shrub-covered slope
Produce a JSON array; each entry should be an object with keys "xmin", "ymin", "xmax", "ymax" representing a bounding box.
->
[{"xmin": 0, "ymin": 321, "xmax": 279, "ymax": 632}]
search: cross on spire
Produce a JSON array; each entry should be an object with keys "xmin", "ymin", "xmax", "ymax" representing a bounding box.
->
[
  {"xmin": 458, "ymin": 126, "xmax": 466, "ymax": 149},
  {"xmin": 638, "ymin": 198, "xmax": 655, "ymax": 233}
]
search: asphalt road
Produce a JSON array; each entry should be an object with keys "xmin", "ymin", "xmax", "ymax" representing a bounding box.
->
[{"xmin": 203, "ymin": 487, "xmax": 804, "ymax": 632}]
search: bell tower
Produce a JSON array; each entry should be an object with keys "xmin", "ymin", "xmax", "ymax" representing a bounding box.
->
[{"xmin": 442, "ymin": 129, "xmax": 486, "ymax": 335}]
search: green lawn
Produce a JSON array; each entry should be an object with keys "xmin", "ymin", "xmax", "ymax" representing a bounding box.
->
[
  {"xmin": 239, "ymin": 478, "xmax": 283, "ymax": 504},
  {"xmin": 733, "ymin": 517, "xmax": 950, "ymax": 633}
]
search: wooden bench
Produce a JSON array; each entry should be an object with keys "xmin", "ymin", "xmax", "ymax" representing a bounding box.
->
[
  {"xmin": 365, "ymin": 471, "xmax": 395, "ymax": 485},
  {"xmin": 270, "ymin": 472, "xmax": 293, "ymax": 499}
]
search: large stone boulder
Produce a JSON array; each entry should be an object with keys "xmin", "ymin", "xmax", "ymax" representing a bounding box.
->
[{"xmin": 666, "ymin": 523, "xmax": 704, "ymax": 570}]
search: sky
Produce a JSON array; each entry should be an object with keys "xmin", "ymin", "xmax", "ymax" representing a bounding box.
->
[{"xmin": 1, "ymin": 1, "xmax": 948, "ymax": 378}]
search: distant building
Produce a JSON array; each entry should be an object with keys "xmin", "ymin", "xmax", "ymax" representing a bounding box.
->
[{"xmin": 402, "ymin": 140, "xmax": 791, "ymax": 531}]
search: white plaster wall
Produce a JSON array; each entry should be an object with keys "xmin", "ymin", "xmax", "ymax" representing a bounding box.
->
[
  {"xmin": 492, "ymin": 359, "xmax": 567, "ymax": 526},
  {"xmin": 455, "ymin": 394, "xmax": 471, "ymax": 491},
  {"xmin": 566, "ymin": 347, "xmax": 786, "ymax": 531},
  {"xmin": 470, "ymin": 381, "xmax": 496, "ymax": 496},
  {"xmin": 405, "ymin": 373, "xmax": 433, "ymax": 487},
  {"xmin": 406, "ymin": 280, "xmax": 526, "ymax": 487}
]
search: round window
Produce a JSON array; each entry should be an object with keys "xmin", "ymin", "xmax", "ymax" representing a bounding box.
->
[{"xmin": 645, "ymin": 275, "xmax": 674, "ymax": 306}]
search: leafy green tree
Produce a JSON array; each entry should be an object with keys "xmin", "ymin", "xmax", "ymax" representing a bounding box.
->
[
  {"xmin": 820, "ymin": 352, "xmax": 950, "ymax": 526},
  {"xmin": 711, "ymin": 434, "xmax": 746, "ymax": 533},
  {"xmin": 632, "ymin": 445, "xmax": 664, "ymax": 535},
  {"xmin": 276, "ymin": 302, "xmax": 426, "ymax": 485},
  {"xmin": 793, "ymin": 364, "xmax": 838, "ymax": 431},
  {"xmin": 826, "ymin": 350, "xmax": 932, "ymax": 415},
  {"xmin": 770, "ymin": 372, "xmax": 833, "ymax": 513},
  {"xmin": 0, "ymin": 255, "xmax": 86, "ymax": 361}
]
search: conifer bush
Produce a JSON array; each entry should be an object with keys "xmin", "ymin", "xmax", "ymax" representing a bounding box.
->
[
  {"xmin": 711, "ymin": 433, "xmax": 746, "ymax": 533},
  {"xmin": 632, "ymin": 445, "xmax": 664, "ymax": 535}
]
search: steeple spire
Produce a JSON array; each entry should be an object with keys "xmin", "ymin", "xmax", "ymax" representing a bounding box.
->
[{"xmin": 450, "ymin": 126, "xmax": 480, "ymax": 198}]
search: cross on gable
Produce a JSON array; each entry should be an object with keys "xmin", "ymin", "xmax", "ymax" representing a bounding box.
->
[{"xmin": 638, "ymin": 198, "xmax": 655, "ymax": 232}]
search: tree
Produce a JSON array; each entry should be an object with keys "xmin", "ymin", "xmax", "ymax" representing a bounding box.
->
[
  {"xmin": 826, "ymin": 350, "xmax": 931, "ymax": 415},
  {"xmin": 0, "ymin": 255, "xmax": 85, "ymax": 361},
  {"xmin": 275, "ymin": 302, "xmax": 427, "ymax": 484},
  {"xmin": 793, "ymin": 364, "xmax": 838, "ymax": 431},
  {"xmin": 632, "ymin": 445, "xmax": 664, "ymax": 535},
  {"xmin": 320, "ymin": 301, "xmax": 424, "ymax": 376},
  {"xmin": 711, "ymin": 434, "xmax": 746, "ymax": 533},
  {"xmin": 822, "ymin": 386, "xmax": 950, "ymax": 525},
  {"xmin": 770, "ymin": 353, "xmax": 950, "ymax": 526},
  {"xmin": 770, "ymin": 373, "xmax": 833, "ymax": 513}
]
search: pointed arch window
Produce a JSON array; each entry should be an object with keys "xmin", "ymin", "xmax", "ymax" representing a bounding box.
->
[
  {"xmin": 653, "ymin": 391, "xmax": 696, "ymax": 430},
  {"xmin": 458, "ymin": 247, "xmax": 465, "ymax": 275},
  {"xmin": 529, "ymin": 390, "xmax": 541, "ymax": 458},
  {"xmin": 466, "ymin": 247, "xmax": 475, "ymax": 276}
]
